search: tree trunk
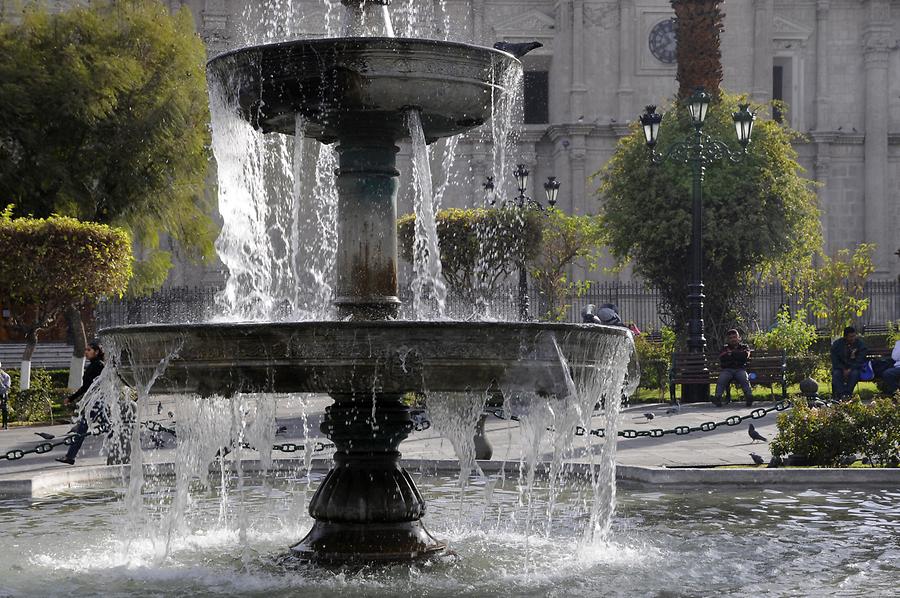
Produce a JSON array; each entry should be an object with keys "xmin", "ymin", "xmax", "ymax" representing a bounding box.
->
[
  {"xmin": 65, "ymin": 304, "xmax": 87, "ymax": 390},
  {"xmin": 19, "ymin": 330, "xmax": 38, "ymax": 390},
  {"xmin": 672, "ymin": 0, "xmax": 725, "ymax": 99}
]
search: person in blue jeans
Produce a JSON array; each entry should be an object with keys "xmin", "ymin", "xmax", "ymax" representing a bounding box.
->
[
  {"xmin": 55, "ymin": 342, "xmax": 105, "ymax": 465},
  {"xmin": 713, "ymin": 329, "xmax": 754, "ymax": 407},
  {"xmin": 830, "ymin": 327, "xmax": 867, "ymax": 400}
]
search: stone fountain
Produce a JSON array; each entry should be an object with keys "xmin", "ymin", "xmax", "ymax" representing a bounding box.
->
[{"xmin": 101, "ymin": 0, "xmax": 632, "ymax": 564}]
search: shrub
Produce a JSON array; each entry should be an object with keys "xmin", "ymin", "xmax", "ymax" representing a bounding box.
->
[
  {"xmin": 750, "ymin": 308, "xmax": 817, "ymax": 356},
  {"xmin": 634, "ymin": 327, "xmax": 675, "ymax": 395},
  {"xmin": 807, "ymin": 244, "xmax": 875, "ymax": 340},
  {"xmin": 5, "ymin": 369, "xmax": 61, "ymax": 423},
  {"xmin": 771, "ymin": 397, "xmax": 899, "ymax": 467}
]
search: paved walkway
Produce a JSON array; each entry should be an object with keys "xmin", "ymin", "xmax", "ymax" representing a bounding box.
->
[{"xmin": 0, "ymin": 396, "xmax": 781, "ymax": 476}]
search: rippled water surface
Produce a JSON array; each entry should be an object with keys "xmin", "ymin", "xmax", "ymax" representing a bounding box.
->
[{"xmin": 0, "ymin": 473, "xmax": 897, "ymax": 597}]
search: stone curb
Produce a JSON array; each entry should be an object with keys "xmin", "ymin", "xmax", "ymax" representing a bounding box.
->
[{"xmin": 2, "ymin": 459, "xmax": 897, "ymax": 498}]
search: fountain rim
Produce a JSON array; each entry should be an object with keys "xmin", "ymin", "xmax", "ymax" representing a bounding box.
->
[
  {"xmin": 99, "ymin": 320, "xmax": 632, "ymax": 339},
  {"xmin": 205, "ymin": 35, "xmax": 522, "ymax": 68}
]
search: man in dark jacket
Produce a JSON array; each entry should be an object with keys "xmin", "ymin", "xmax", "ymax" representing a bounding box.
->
[
  {"xmin": 830, "ymin": 326, "xmax": 867, "ymax": 400},
  {"xmin": 713, "ymin": 329, "xmax": 754, "ymax": 407}
]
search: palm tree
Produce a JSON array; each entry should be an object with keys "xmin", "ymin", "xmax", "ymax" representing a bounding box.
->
[{"xmin": 672, "ymin": 0, "xmax": 725, "ymax": 99}]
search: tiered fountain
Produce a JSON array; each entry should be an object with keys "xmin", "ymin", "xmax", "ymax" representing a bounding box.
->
[{"xmin": 102, "ymin": 0, "xmax": 632, "ymax": 563}]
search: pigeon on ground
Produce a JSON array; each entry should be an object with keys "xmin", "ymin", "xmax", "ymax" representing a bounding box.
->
[
  {"xmin": 643, "ymin": 412, "xmax": 655, "ymax": 421},
  {"xmin": 665, "ymin": 401, "xmax": 681, "ymax": 415},
  {"xmin": 750, "ymin": 452, "xmax": 765, "ymax": 465},
  {"xmin": 35, "ymin": 432, "xmax": 55, "ymax": 440},
  {"xmin": 493, "ymin": 41, "xmax": 543, "ymax": 58},
  {"xmin": 157, "ymin": 401, "xmax": 163, "ymax": 415},
  {"xmin": 748, "ymin": 424, "xmax": 768, "ymax": 443}
]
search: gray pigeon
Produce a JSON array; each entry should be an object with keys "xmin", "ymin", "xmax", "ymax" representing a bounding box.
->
[
  {"xmin": 748, "ymin": 424, "xmax": 767, "ymax": 443},
  {"xmin": 493, "ymin": 41, "xmax": 543, "ymax": 58},
  {"xmin": 35, "ymin": 431, "xmax": 55, "ymax": 440},
  {"xmin": 750, "ymin": 452, "xmax": 765, "ymax": 465}
]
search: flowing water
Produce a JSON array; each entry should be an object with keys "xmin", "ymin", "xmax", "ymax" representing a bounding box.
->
[{"xmin": 1, "ymin": 480, "xmax": 896, "ymax": 597}]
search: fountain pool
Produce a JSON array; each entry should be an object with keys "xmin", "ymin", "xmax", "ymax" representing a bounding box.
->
[{"xmin": 0, "ymin": 473, "xmax": 897, "ymax": 596}]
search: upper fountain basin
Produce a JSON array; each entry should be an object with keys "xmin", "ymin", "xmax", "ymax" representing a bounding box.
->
[
  {"xmin": 101, "ymin": 321, "xmax": 631, "ymax": 397},
  {"xmin": 207, "ymin": 37, "xmax": 521, "ymax": 143}
]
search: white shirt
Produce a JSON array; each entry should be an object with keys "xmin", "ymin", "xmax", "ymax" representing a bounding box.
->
[
  {"xmin": 892, "ymin": 341, "xmax": 900, "ymax": 368},
  {"xmin": 0, "ymin": 370, "xmax": 10, "ymax": 395}
]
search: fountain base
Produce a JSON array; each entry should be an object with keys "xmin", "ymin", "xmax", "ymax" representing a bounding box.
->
[
  {"xmin": 291, "ymin": 521, "xmax": 446, "ymax": 563},
  {"xmin": 292, "ymin": 393, "xmax": 446, "ymax": 563}
]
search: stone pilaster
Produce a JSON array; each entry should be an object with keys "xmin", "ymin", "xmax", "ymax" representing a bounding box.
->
[
  {"xmin": 814, "ymin": 0, "xmax": 830, "ymax": 131},
  {"xmin": 616, "ymin": 0, "xmax": 635, "ymax": 122},
  {"xmin": 751, "ymin": 0, "xmax": 774, "ymax": 108},
  {"xmin": 472, "ymin": 0, "xmax": 485, "ymax": 45},
  {"xmin": 862, "ymin": 0, "xmax": 892, "ymax": 276},
  {"xmin": 570, "ymin": 0, "xmax": 587, "ymax": 118},
  {"xmin": 202, "ymin": 0, "xmax": 229, "ymax": 50}
]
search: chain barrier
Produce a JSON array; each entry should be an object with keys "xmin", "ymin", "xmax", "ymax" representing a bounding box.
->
[
  {"xmin": 481, "ymin": 398, "xmax": 839, "ymax": 441},
  {"xmin": 0, "ymin": 425, "xmax": 110, "ymax": 462}
]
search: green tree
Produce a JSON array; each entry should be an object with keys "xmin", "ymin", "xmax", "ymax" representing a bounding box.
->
[
  {"xmin": 0, "ymin": 209, "xmax": 132, "ymax": 388},
  {"xmin": 0, "ymin": 0, "xmax": 215, "ymax": 291},
  {"xmin": 597, "ymin": 92, "xmax": 821, "ymax": 345},
  {"xmin": 807, "ymin": 244, "xmax": 875, "ymax": 340},
  {"xmin": 528, "ymin": 208, "xmax": 605, "ymax": 321}
]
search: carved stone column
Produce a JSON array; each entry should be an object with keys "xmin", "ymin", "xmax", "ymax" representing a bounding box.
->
[
  {"xmin": 570, "ymin": 0, "xmax": 587, "ymax": 118},
  {"xmin": 751, "ymin": 0, "xmax": 774, "ymax": 107},
  {"xmin": 616, "ymin": 0, "xmax": 635, "ymax": 122},
  {"xmin": 862, "ymin": 0, "xmax": 892, "ymax": 276},
  {"xmin": 472, "ymin": 0, "xmax": 485, "ymax": 45},
  {"xmin": 814, "ymin": 0, "xmax": 831, "ymax": 131}
]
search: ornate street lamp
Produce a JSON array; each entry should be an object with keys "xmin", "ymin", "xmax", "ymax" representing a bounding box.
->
[
  {"xmin": 484, "ymin": 165, "xmax": 561, "ymax": 321},
  {"xmin": 640, "ymin": 88, "xmax": 755, "ymax": 403},
  {"xmin": 543, "ymin": 176, "xmax": 561, "ymax": 207}
]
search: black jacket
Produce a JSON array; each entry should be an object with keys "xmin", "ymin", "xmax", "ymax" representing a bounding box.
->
[
  {"xmin": 719, "ymin": 343, "xmax": 751, "ymax": 369},
  {"xmin": 68, "ymin": 358, "xmax": 104, "ymax": 402}
]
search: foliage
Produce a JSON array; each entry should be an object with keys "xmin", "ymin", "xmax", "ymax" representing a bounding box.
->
[
  {"xmin": 750, "ymin": 307, "xmax": 817, "ymax": 356},
  {"xmin": 889, "ymin": 321, "xmax": 900, "ymax": 344},
  {"xmin": 634, "ymin": 327, "xmax": 676, "ymax": 396},
  {"xmin": 597, "ymin": 91, "xmax": 821, "ymax": 346},
  {"xmin": 528, "ymin": 208, "xmax": 605, "ymax": 321},
  {"xmin": 397, "ymin": 207, "xmax": 543, "ymax": 299},
  {"xmin": 0, "ymin": 211, "xmax": 132, "ymax": 355},
  {"xmin": 672, "ymin": 0, "xmax": 724, "ymax": 99},
  {"xmin": 806, "ymin": 244, "xmax": 875, "ymax": 339},
  {"xmin": 4, "ymin": 368, "xmax": 63, "ymax": 423},
  {"xmin": 784, "ymin": 354, "xmax": 829, "ymax": 387},
  {"xmin": 771, "ymin": 397, "xmax": 899, "ymax": 467},
  {"xmin": 0, "ymin": 0, "xmax": 215, "ymax": 292}
]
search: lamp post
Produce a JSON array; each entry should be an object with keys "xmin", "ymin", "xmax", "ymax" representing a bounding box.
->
[
  {"xmin": 639, "ymin": 89, "xmax": 755, "ymax": 402},
  {"xmin": 483, "ymin": 167, "xmax": 560, "ymax": 321}
]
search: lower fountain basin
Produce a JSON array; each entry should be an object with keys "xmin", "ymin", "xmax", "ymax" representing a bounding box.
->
[
  {"xmin": 101, "ymin": 321, "xmax": 630, "ymax": 397},
  {"xmin": 207, "ymin": 37, "xmax": 520, "ymax": 142}
]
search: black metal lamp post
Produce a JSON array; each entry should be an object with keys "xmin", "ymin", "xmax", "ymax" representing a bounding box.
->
[
  {"xmin": 639, "ymin": 89, "xmax": 755, "ymax": 402},
  {"xmin": 483, "ymin": 167, "xmax": 561, "ymax": 321}
]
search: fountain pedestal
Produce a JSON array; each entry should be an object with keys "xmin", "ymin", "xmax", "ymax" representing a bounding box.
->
[{"xmin": 292, "ymin": 394, "xmax": 445, "ymax": 562}]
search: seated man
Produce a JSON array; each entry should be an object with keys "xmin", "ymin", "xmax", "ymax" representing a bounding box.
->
[
  {"xmin": 714, "ymin": 329, "xmax": 754, "ymax": 407},
  {"xmin": 830, "ymin": 326, "xmax": 867, "ymax": 400},
  {"xmin": 880, "ymin": 339, "xmax": 900, "ymax": 396}
]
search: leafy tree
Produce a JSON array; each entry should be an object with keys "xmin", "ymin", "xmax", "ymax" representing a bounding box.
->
[
  {"xmin": 0, "ymin": 0, "xmax": 215, "ymax": 292},
  {"xmin": 398, "ymin": 207, "xmax": 543, "ymax": 300},
  {"xmin": 528, "ymin": 208, "xmax": 604, "ymax": 321},
  {"xmin": 672, "ymin": 0, "xmax": 725, "ymax": 99},
  {"xmin": 750, "ymin": 306, "xmax": 817, "ymax": 356},
  {"xmin": 597, "ymin": 92, "xmax": 821, "ymax": 345},
  {"xmin": 807, "ymin": 244, "xmax": 875, "ymax": 340},
  {"xmin": 0, "ymin": 209, "xmax": 132, "ymax": 388}
]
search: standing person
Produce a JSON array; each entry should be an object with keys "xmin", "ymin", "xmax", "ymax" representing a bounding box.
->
[
  {"xmin": 0, "ymin": 361, "xmax": 11, "ymax": 430},
  {"xmin": 713, "ymin": 329, "xmax": 754, "ymax": 407},
  {"xmin": 830, "ymin": 327, "xmax": 868, "ymax": 400},
  {"xmin": 55, "ymin": 342, "xmax": 105, "ymax": 465},
  {"xmin": 879, "ymin": 340, "xmax": 900, "ymax": 395}
]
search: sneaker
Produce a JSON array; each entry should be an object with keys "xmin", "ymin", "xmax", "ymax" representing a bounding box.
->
[{"xmin": 54, "ymin": 457, "xmax": 75, "ymax": 465}]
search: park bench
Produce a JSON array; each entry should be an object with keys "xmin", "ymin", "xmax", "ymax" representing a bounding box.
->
[{"xmin": 669, "ymin": 349, "xmax": 787, "ymax": 403}]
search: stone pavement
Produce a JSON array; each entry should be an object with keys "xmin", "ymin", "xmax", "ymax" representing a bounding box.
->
[{"xmin": 0, "ymin": 396, "xmax": 781, "ymax": 476}]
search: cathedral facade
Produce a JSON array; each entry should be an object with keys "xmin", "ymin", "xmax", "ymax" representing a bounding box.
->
[{"xmin": 7, "ymin": 1, "xmax": 900, "ymax": 280}]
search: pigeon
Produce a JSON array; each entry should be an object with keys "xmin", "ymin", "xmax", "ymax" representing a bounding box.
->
[
  {"xmin": 168, "ymin": 411, "xmax": 175, "ymax": 419},
  {"xmin": 157, "ymin": 401, "xmax": 163, "ymax": 415},
  {"xmin": 750, "ymin": 452, "xmax": 765, "ymax": 465},
  {"xmin": 493, "ymin": 41, "xmax": 543, "ymax": 58},
  {"xmin": 35, "ymin": 431, "xmax": 56, "ymax": 440},
  {"xmin": 275, "ymin": 425, "xmax": 288, "ymax": 436},
  {"xmin": 643, "ymin": 412, "xmax": 655, "ymax": 421},
  {"xmin": 748, "ymin": 423, "xmax": 767, "ymax": 443}
]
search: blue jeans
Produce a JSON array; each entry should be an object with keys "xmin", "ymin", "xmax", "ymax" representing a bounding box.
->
[
  {"xmin": 832, "ymin": 367, "xmax": 861, "ymax": 398},
  {"xmin": 882, "ymin": 367, "xmax": 900, "ymax": 395},
  {"xmin": 715, "ymin": 368, "xmax": 752, "ymax": 401}
]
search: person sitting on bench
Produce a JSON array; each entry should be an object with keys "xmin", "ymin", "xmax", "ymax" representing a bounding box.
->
[{"xmin": 713, "ymin": 329, "xmax": 754, "ymax": 407}]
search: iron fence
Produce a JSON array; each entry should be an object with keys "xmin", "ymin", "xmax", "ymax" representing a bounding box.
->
[{"xmin": 95, "ymin": 280, "xmax": 899, "ymax": 333}]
